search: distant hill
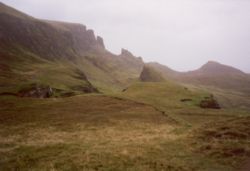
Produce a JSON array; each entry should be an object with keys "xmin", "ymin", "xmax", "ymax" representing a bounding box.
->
[
  {"xmin": 147, "ymin": 61, "xmax": 250, "ymax": 109},
  {"xmin": 148, "ymin": 61, "xmax": 250, "ymax": 94},
  {"xmin": 0, "ymin": 2, "xmax": 143, "ymax": 95},
  {"xmin": 194, "ymin": 61, "xmax": 245, "ymax": 75},
  {"xmin": 182, "ymin": 61, "xmax": 250, "ymax": 93}
]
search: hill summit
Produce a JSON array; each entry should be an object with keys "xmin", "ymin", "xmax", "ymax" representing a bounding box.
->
[{"xmin": 196, "ymin": 61, "xmax": 245, "ymax": 75}]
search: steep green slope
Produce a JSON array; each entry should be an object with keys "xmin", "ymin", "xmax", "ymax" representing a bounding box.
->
[
  {"xmin": 0, "ymin": 2, "xmax": 143, "ymax": 94},
  {"xmin": 139, "ymin": 65, "xmax": 165, "ymax": 82},
  {"xmin": 75, "ymin": 49, "xmax": 143, "ymax": 92},
  {"xmin": 0, "ymin": 49, "xmax": 98, "ymax": 96}
]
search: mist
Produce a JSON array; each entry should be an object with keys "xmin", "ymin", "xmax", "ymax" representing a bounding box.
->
[{"xmin": 2, "ymin": 0, "xmax": 250, "ymax": 72}]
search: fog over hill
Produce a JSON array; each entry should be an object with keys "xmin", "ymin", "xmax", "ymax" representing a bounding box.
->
[
  {"xmin": 1, "ymin": 0, "xmax": 250, "ymax": 72},
  {"xmin": 1, "ymin": 2, "xmax": 250, "ymax": 171},
  {"xmin": 1, "ymin": 1, "xmax": 250, "ymax": 97}
]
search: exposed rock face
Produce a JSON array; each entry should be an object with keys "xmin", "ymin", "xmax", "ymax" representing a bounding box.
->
[
  {"xmin": 119, "ymin": 48, "xmax": 144, "ymax": 74},
  {"xmin": 96, "ymin": 36, "xmax": 105, "ymax": 49},
  {"xmin": 121, "ymin": 48, "xmax": 134, "ymax": 57},
  {"xmin": 0, "ymin": 2, "xmax": 106, "ymax": 61},
  {"xmin": 140, "ymin": 65, "xmax": 165, "ymax": 82},
  {"xmin": 18, "ymin": 84, "xmax": 53, "ymax": 98},
  {"xmin": 199, "ymin": 95, "xmax": 221, "ymax": 109},
  {"xmin": 0, "ymin": 2, "xmax": 146, "ymax": 94}
]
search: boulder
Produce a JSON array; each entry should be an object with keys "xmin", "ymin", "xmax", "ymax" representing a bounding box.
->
[
  {"xmin": 18, "ymin": 84, "xmax": 53, "ymax": 98},
  {"xmin": 199, "ymin": 95, "xmax": 220, "ymax": 109}
]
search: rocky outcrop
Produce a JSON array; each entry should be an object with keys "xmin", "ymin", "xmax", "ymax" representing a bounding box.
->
[
  {"xmin": 18, "ymin": 84, "xmax": 53, "ymax": 98},
  {"xmin": 121, "ymin": 48, "xmax": 134, "ymax": 57},
  {"xmin": 199, "ymin": 95, "xmax": 221, "ymax": 109},
  {"xmin": 140, "ymin": 65, "xmax": 165, "ymax": 82},
  {"xmin": 119, "ymin": 48, "xmax": 144, "ymax": 75},
  {"xmin": 96, "ymin": 36, "xmax": 105, "ymax": 49},
  {"xmin": 0, "ymin": 3, "xmax": 147, "ymax": 94},
  {"xmin": 0, "ymin": 2, "xmax": 107, "ymax": 61}
]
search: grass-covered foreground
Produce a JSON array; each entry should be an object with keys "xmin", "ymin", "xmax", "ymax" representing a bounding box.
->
[{"xmin": 0, "ymin": 90, "xmax": 249, "ymax": 171}]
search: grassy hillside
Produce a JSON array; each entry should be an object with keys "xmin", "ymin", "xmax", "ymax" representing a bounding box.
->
[
  {"xmin": 0, "ymin": 94, "xmax": 249, "ymax": 171},
  {"xmin": 1, "ymin": 2, "xmax": 250, "ymax": 171},
  {"xmin": 75, "ymin": 50, "xmax": 143, "ymax": 92},
  {"xmin": 118, "ymin": 81, "xmax": 250, "ymax": 127},
  {"xmin": 191, "ymin": 85, "xmax": 250, "ymax": 110},
  {"xmin": 0, "ymin": 49, "xmax": 97, "ymax": 96},
  {"xmin": 148, "ymin": 61, "xmax": 250, "ymax": 94},
  {"xmin": 148, "ymin": 62, "xmax": 250, "ymax": 110},
  {"xmin": 0, "ymin": 94, "xmax": 250, "ymax": 171},
  {"xmin": 0, "ymin": 2, "xmax": 144, "ymax": 94},
  {"xmin": 121, "ymin": 81, "xmax": 208, "ymax": 110}
]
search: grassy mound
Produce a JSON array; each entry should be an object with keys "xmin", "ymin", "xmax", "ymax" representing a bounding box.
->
[{"xmin": 139, "ymin": 65, "xmax": 165, "ymax": 82}]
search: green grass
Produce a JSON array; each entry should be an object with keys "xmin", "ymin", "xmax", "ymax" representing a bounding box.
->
[
  {"xmin": 1, "ymin": 66, "xmax": 250, "ymax": 170},
  {"xmin": 116, "ymin": 81, "xmax": 216, "ymax": 125},
  {"xmin": 1, "ymin": 5, "xmax": 250, "ymax": 170},
  {"xmin": 0, "ymin": 45, "xmax": 249, "ymax": 171},
  {"xmin": 0, "ymin": 93, "xmax": 249, "ymax": 171},
  {"xmin": 0, "ymin": 48, "xmax": 96, "ymax": 95},
  {"xmin": 200, "ymin": 86, "xmax": 250, "ymax": 110},
  {"xmin": 120, "ymin": 81, "xmax": 208, "ymax": 109}
]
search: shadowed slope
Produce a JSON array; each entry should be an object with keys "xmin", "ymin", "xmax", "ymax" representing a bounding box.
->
[{"xmin": 0, "ymin": 2, "xmax": 144, "ymax": 94}]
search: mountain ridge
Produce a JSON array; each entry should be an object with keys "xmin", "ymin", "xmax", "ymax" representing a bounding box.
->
[
  {"xmin": 1, "ymin": 2, "xmax": 249, "ymax": 97},
  {"xmin": 147, "ymin": 61, "xmax": 250, "ymax": 94},
  {"xmin": 0, "ymin": 2, "xmax": 144, "ymax": 95}
]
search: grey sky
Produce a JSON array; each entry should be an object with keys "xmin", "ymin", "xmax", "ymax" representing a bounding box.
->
[{"xmin": 2, "ymin": 0, "xmax": 250, "ymax": 72}]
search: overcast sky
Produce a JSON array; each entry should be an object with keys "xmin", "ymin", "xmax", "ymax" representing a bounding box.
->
[{"xmin": 2, "ymin": 0, "xmax": 250, "ymax": 72}]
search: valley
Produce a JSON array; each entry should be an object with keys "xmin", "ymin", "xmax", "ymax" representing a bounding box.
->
[{"xmin": 0, "ymin": 2, "xmax": 250, "ymax": 171}]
